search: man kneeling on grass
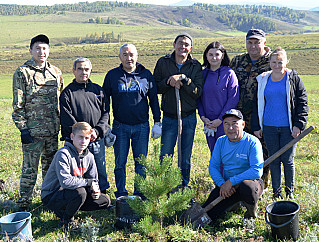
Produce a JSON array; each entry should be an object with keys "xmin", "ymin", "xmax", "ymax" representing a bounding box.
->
[
  {"xmin": 203, "ymin": 109, "xmax": 264, "ymax": 231},
  {"xmin": 41, "ymin": 122, "xmax": 111, "ymax": 231}
]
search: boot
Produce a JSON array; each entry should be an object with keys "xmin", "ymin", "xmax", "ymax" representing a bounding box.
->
[{"xmin": 243, "ymin": 201, "xmax": 257, "ymax": 219}]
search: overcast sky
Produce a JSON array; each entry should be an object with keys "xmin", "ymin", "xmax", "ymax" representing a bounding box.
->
[{"xmin": 0, "ymin": 0, "xmax": 318, "ymax": 10}]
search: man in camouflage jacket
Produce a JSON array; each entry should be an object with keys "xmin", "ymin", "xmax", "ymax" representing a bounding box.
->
[
  {"xmin": 230, "ymin": 29, "xmax": 271, "ymax": 188},
  {"xmin": 12, "ymin": 34, "xmax": 64, "ymax": 211}
]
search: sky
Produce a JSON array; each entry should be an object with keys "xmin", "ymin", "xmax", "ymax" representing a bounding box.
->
[{"xmin": 0, "ymin": 0, "xmax": 318, "ymax": 10}]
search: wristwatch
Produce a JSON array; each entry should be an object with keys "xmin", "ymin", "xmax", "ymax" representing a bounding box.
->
[{"xmin": 181, "ymin": 74, "xmax": 186, "ymax": 80}]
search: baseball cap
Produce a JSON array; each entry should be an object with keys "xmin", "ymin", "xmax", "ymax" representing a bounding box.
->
[
  {"xmin": 246, "ymin": 29, "xmax": 266, "ymax": 40},
  {"xmin": 222, "ymin": 109, "xmax": 244, "ymax": 120},
  {"xmin": 30, "ymin": 34, "xmax": 49, "ymax": 49},
  {"xmin": 174, "ymin": 32, "xmax": 193, "ymax": 45}
]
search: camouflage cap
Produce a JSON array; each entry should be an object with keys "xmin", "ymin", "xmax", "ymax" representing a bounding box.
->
[
  {"xmin": 246, "ymin": 29, "xmax": 266, "ymax": 40},
  {"xmin": 30, "ymin": 34, "xmax": 49, "ymax": 49},
  {"xmin": 222, "ymin": 109, "xmax": 244, "ymax": 120}
]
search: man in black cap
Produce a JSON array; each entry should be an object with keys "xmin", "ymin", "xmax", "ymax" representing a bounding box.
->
[
  {"xmin": 12, "ymin": 34, "xmax": 64, "ymax": 211},
  {"xmin": 153, "ymin": 33, "xmax": 203, "ymax": 190},
  {"xmin": 202, "ymin": 109, "xmax": 264, "ymax": 230},
  {"xmin": 230, "ymin": 28, "xmax": 271, "ymax": 188}
]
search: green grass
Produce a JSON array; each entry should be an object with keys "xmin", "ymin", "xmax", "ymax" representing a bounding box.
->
[{"xmin": 0, "ymin": 74, "xmax": 318, "ymax": 241}]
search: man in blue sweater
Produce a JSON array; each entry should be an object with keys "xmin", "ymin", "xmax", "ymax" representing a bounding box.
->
[
  {"xmin": 103, "ymin": 43, "xmax": 161, "ymax": 199},
  {"xmin": 203, "ymin": 109, "xmax": 264, "ymax": 225}
]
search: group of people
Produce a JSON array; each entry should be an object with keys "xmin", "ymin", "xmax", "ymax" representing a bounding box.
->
[{"xmin": 11, "ymin": 28, "xmax": 308, "ymax": 230}]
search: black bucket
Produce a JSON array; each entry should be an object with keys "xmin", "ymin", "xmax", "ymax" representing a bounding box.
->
[
  {"xmin": 265, "ymin": 200, "xmax": 300, "ymax": 241},
  {"xmin": 114, "ymin": 195, "xmax": 142, "ymax": 229}
]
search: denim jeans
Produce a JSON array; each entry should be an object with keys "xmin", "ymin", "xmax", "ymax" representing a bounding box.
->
[
  {"xmin": 112, "ymin": 120, "xmax": 149, "ymax": 198},
  {"xmin": 160, "ymin": 112, "xmax": 197, "ymax": 186},
  {"xmin": 263, "ymin": 125, "xmax": 297, "ymax": 193},
  {"xmin": 88, "ymin": 138, "xmax": 110, "ymax": 191}
]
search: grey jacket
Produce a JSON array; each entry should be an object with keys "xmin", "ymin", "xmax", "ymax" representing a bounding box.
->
[{"xmin": 41, "ymin": 141, "xmax": 97, "ymax": 199}]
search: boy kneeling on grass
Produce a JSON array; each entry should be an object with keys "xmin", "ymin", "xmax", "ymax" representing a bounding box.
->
[{"xmin": 41, "ymin": 122, "xmax": 111, "ymax": 231}]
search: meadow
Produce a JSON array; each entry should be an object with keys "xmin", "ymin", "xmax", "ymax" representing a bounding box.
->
[{"xmin": 0, "ymin": 14, "xmax": 319, "ymax": 240}]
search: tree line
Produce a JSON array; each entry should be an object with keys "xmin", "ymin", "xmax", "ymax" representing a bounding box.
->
[
  {"xmin": 89, "ymin": 16, "xmax": 125, "ymax": 25},
  {"xmin": 193, "ymin": 3, "xmax": 306, "ymax": 32},
  {"xmin": 77, "ymin": 32, "xmax": 125, "ymax": 44},
  {"xmin": 0, "ymin": 1, "xmax": 146, "ymax": 16}
]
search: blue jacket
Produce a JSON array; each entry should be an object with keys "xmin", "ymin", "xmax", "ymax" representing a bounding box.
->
[{"xmin": 103, "ymin": 63, "xmax": 161, "ymax": 125}]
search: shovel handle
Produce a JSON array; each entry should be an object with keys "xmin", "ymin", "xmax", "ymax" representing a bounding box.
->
[
  {"xmin": 203, "ymin": 196, "xmax": 224, "ymax": 213},
  {"xmin": 263, "ymin": 125, "xmax": 314, "ymax": 167},
  {"xmin": 175, "ymin": 87, "xmax": 182, "ymax": 168}
]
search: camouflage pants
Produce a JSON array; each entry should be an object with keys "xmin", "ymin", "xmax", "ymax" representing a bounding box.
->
[{"xmin": 17, "ymin": 135, "xmax": 58, "ymax": 207}]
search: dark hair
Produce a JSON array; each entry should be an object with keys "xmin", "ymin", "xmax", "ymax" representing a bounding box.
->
[{"xmin": 202, "ymin": 41, "xmax": 230, "ymax": 68}]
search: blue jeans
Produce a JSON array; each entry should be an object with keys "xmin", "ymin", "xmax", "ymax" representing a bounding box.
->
[
  {"xmin": 112, "ymin": 120, "xmax": 149, "ymax": 198},
  {"xmin": 88, "ymin": 138, "xmax": 110, "ymax": 191},
  {"xmin": 160, "ymin": 112, "xmax": 197, "ymax": 186},
  {"xmin": 263, "ymin": 125, "xmax": 297, "ymax": 193}
]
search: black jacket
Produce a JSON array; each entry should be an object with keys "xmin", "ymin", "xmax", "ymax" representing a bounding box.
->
[
  {"xmin": 153, "ymin": 52, "xmax": 203, "ymax": 118},
  {"xmin": 59, "ymin": 79, "xmax": 110, "ymax": 140}
]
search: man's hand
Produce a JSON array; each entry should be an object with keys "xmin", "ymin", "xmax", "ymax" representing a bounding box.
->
[
  {"xmin": 292, "ymin": 126, "xmax": 301, "ymax": 138},
  {"xmin": 91, "ymin": 181, "xmax": 101, "ymax": 200},
  {"xmin": 209, "ymin": 119, "xmax": 222, "ymax": 129},
  {"xmin": 91, "ymin": 129, "xmax": 98, "ymax": 142},
  {"xmin": 220, "ymin": 179, "xmax": 236, "ymax": 199},
  {"xmin": 254, "ymin": 130, "xmax": 263, "ymax": 139},
  {"xmin": 167, "ymin": 74, "xmax": 184, "ymax": 89}
]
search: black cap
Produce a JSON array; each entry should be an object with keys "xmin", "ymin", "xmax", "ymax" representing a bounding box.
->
[
  {"xmin": 222, "ymin": 109, "xmax": 244, "ymax": 120},
  {"xmin": 246, "ymin": 29, "xmax": 265, "ymax": 40},
  {"xmin": 174, "ymin": 32, "xmax": 193, "ymax": 45},
  {"xmin": 30, "ymin": 34, "xmax": 49, "ymax": 49}
]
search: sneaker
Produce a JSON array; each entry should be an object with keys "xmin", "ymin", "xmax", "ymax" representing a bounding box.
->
[
  {"xmin": 273, "ymin": 192, "xmax": 283, "ymax": 200},
  {"xmin": 286, "ymin": 192, "xmax": 294, "ymax": 200},
  {"xmin": 58, "ymin": 217, "xmax": 79, "ymax": 232}
]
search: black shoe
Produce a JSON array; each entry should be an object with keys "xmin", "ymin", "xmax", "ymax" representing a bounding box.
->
[
  {"xmin": 19, "ymin": 206, "xmax": 29, "ymax": 212},
  {"xmin": 58, "ymin": 217, "xmax": 79, "ymax": 232}
]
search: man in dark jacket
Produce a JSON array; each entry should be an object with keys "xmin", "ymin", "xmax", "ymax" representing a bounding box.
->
[
  {"xmin": 103, "ymin": 43, "xmax": 161, "ymax": 198},
  {"xmin": 153, "ymin": 33, "xmax": 203, "ymax": 188},
  {"xmin": 60, "ymin": 58, "xmax": 110, "ymax": 193},
  {"xmin": 41, "ymin": 122, "xmax": 111, "ymax": 231}
]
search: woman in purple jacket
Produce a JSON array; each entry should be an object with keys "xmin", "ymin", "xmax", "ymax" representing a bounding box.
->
[{"xmin": 198, "ymin": 41, "xmax": 239, "ymax": 154}]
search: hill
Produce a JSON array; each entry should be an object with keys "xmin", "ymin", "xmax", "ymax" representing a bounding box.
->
[{"xmin": 1, "ymin": 2, "xmax": 319, "ymax": 36}]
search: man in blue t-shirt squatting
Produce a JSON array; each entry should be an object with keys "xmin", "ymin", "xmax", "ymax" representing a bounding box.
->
[{"xmin": 202, "ymin": 109, "xmax": 264, "ymax": 224}]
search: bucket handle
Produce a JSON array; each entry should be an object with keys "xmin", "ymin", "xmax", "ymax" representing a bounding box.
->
[
  {"xmin": 0, "ymin": 218, "xmax": 30, "ymax": 236},
  {"xmin": 265, "ymin": 212, "xmax": 297, "ymax": 229}
]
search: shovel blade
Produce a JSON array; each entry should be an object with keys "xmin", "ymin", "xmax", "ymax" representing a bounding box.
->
[{"xmin": 180, "ymin": 202, "xmax": 212, "ymax": 228}]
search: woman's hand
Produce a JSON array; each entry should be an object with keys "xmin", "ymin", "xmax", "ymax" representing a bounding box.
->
[
  {"xmin": 210, "ymin": 119, "xmax": 222, "ymax": 129},
  {"xmin": 254, "ymin": 130, "xmax": 263, "ymax": 139},
  {"xmin": 292, "ymin": 126, "xmax": 301, "ymax": 138}
]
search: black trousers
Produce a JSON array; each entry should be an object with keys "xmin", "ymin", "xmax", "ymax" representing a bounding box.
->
[
  {"xmin": 202, "ymin": 179, "xmax": 264, "ymax": 221},
  {"xmin": 42, "ymin": 187, "xmax": 110, "ymax": 220}
]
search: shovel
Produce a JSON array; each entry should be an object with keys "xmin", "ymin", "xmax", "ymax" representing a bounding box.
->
[
  {"xmin": 175, "ymin": 87, "xmax": 182, "ymax": 168},
  {"xmin": 180, "ymin": 125, "xmax": 314, "ymax": 228}
]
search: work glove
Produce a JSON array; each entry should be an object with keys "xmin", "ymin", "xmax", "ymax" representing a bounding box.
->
[
  {"xmin": 104, "ymin": 128, "xmax": 116, "ymax": 147},
  {"xmin": 20, "ymin": 129, "xmax": 34, "ymax": 144},
  {"xmin": 203, "ymin": 126, "xmax": 216, "ymax": 137},
  {"xmin": 151, "ymin": 122, "xmax": 162, "ymax": 139}
]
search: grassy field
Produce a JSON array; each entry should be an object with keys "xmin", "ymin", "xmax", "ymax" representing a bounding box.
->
[
  {"xmin": 0, "ymin": 11, "xmax": 319, "ymax": 240},
  {"xmin": 0, "ymin": 72, "xmax": 318, "ymax": 241}
]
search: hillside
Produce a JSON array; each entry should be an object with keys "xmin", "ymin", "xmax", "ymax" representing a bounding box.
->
[{"xmin": 1, "ymin": 2, "xmax": 319, "ymax": 36}]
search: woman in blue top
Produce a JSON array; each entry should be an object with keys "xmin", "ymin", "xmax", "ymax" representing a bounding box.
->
[
  {"xmin": 251, "ymin": 47, "xmax": 308, "ymax": 199},
  {"xmin": 198, "ymin": 41, "xmax": 239, "ymax": 154}
]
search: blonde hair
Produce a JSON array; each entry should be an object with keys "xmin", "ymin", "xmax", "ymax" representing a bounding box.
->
[
  {"xmin": 270, "ymin": 47, "xmax": 288, "ymax": 63},
  {"xmin": 72, "ymin": 122, "xmax": 93, "ymax": 135}
]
